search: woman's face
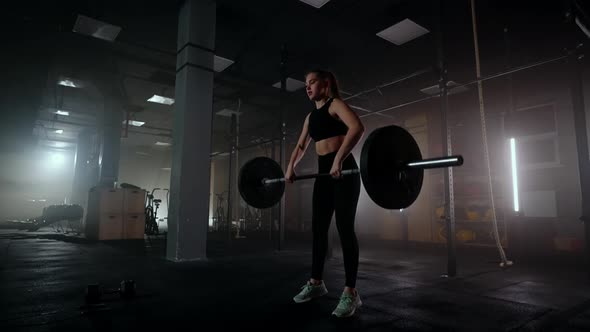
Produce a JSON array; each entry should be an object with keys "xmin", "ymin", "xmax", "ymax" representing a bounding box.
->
[{"xmin": 305, "ymin": 73, "xmax": 329, "ymax": 101}]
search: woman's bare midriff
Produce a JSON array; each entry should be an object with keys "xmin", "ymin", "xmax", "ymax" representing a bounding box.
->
[{"xmin": 315, "ymin": 135, "xmax": 345, "ymax": 156}]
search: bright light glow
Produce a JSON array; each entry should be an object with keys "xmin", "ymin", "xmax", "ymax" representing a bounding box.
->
[
  {"xmin": 122, "ymin": 120, "xmax": 145, "ymax": 127},
  {"xmin": 51, "ymin": 142, "xmax": 70, "ymax": 149},
  {"xmin": 161, "ymin": 167, "xmax": 171, "ymax": 171},
  {"xmin": 510, "ymin": 138, "xmax": 520, "ymax": 212},
  {"xmin": 54, "ymin": 129, "xmax": 64, "ymax": 134},
  {"xmin": 147, "ymin": 95, "xmax": 175, "ymax": 105},
  {"xmin": 55, "ymin": 110, "xmax": 70, "ymax": 116},
  {"xmin": 155, "ymin": 141, "xmax": 172, "ymax": 146},
  {"xmin": 407, "ymin": 157, "xmax": 459, "ymax": 167},
  {"xmin": 38, "ymin": 199, "xmax": 47, "ymax": 202},
  {"xmin": 49, "ymin": 152, "xmax": 65, "ymax": 165}
]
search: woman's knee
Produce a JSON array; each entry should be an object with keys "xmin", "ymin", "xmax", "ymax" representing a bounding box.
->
[
  {"xmin": 312, "ymin": 219, "xmax": 331, "ymax": 235},
  {"xmin": 336, "ymin": 226, "xmax": 358, "ymax": 243}
]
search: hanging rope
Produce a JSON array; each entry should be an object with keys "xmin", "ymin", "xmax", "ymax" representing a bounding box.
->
[{"xmin": 469, "ymin": 0, "xmax": 513, "ymax": 268}]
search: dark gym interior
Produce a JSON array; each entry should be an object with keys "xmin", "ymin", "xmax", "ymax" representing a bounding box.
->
[{"xmin": 2, "ymin": 0, "xmax": 590, "ymax": 330}]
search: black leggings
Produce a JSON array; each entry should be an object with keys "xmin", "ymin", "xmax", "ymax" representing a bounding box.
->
[{"xmin": 311, "ymin": 151, "xmax": 361, "ymax": 288}]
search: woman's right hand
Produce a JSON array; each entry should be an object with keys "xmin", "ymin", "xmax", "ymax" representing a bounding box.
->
[{"xmin": 285, "ymin": 166, "xmax": 296, "ymax": 183}]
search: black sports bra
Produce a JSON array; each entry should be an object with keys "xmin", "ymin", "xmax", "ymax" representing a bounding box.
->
[{"xmin": 308, "ymin": 98, "xmax": 348, "ymax": 142}]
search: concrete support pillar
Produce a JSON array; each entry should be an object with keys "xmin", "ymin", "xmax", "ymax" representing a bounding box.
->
[
  {"xmin": 166, "ymin": 0, "xmax": 216, "ymax": 261},
  {"xmin": 71, "ymin": 128, "xmax": 100, "ymax": 213},
  {"xmin": 98, "ymin": 98, "xmax": 123, "ymax": 187}
]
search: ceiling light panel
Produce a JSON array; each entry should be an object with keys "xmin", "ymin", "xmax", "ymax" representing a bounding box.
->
[
  {"xmin": 57, "ymin": 77, "xmax": 84, "ymax": 88},
  {"xmin": 73, "ymin": 14, "xmax": 121, "ymax": 41},
  {"xmin": 122, "ymin": 120, "xmax": 145, "ymax": 127},
  {"xmin": 214, "ymin": 55, "xmax": 234, "ymax": 72},
  {"xmin": 272, "ymin": 78, "xmax": 306, "ymax": 92},
  {"xmin": 299, "ymin": 0, "xmax": 331, "ymax": 8},
  {"xmin": 147, "ymin": 95, "xmax": 175, "ymax": 105},
  {"xmin": 377, "ymin": 19, "xmax": 429, "ymax": 46}
]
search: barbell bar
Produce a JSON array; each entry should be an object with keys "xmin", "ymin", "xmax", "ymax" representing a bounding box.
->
[
  {"xmin": 261, "ymin": 156, "xmax": 463, "ymax": 185},
  {"xmin": 262, "ymin": 169, "xmax": 359, "ymax": 185},
  {"xmin": 238, "ymin": 125, "xmax": 464, "ymax": 210}
]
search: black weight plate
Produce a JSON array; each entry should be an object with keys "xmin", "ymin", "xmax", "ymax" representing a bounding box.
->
[
  {"xmin": 360, "ymin": 125, "xmax": 424, "ymax": 209},
  {"xmin": 238, "ymin": 157, "xmax": 285, "ymax": 209}
]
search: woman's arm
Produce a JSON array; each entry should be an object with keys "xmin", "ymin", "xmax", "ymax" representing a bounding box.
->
[
  {"xmin": 331, "ymin": 99, "xmax": 365, "ymax": 165},
  {"xmin": 286, "ymin": 114, "xmax": 312, "ymax": 181}
]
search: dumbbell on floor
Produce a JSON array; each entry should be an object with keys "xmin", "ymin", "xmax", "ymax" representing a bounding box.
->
[{"xmin": 85, "ymin": 280, "xmax": 136, "ymax": 304}]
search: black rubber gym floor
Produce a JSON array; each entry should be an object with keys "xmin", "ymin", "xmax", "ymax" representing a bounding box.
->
[{"xmin": 1, "ymin": 229, "xmax": 589, "ymax": 331}]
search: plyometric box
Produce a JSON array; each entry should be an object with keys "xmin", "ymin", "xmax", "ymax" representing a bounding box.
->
[{"xmin": 85, "ymin": 187, "xmax": 147, "ymax": 240}]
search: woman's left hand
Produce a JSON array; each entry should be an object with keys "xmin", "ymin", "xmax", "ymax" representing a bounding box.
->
[{"xmin": 330, "ymin": 159, "xmax": 343, "ymax": 179}]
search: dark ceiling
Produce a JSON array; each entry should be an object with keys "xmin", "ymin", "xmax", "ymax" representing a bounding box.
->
[{"xmin": 0, "ymin": 0, "xmax": 588, "ymax": 155}]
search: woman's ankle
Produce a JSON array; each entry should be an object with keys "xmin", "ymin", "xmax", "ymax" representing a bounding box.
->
[
  {"xmin": 343, "ymin": 287, "xmax": 356, "ymax": 295},
  {"xmin": 310, "ymin": 278, "xmax": 322, "ymax": 285}
]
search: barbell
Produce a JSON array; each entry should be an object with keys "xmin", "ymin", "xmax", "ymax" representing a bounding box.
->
[{"xmin": 238, "ymin": 125, "xmax": 463, "ymax": 210}]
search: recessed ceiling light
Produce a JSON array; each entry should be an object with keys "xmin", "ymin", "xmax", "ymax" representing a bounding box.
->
[
  {"xmin": 272, "ymin": 78, "xmax": 306, "ymax": 92},
  {"xmin": 161, "ymin": 167, "xmax": 171, "ymax": 171},
  {"xmin": 147, "ymin": 95, "xmax": 175, "ymax": 105},
  {"xmin": 55, "ymin": 110, "xmax": 69, "ymax": 116},
  {"xmin": 376, "ymin": 18, "xmax": 429, "ymax": 46},
  {"xmin": 54, "ymin": 129, "xmax": 64, "ymax": 134},
  {"xmin": 214, "ymin": 55, "xmax": 234, "ymax": 72},
  {"xmin": 57, "ymin": 78, "xmax": 84, "ymax": 88},
  {"xmin": 122, "ymin": 120, "xmax": 145, "ymax": 127},
  {"xmin": 299, "ymin": 0, "xmax": 330, "ymax": 8},
  {"xmin": 58, "ymin": 79, "xmax": 76, "ymax": 88},
  {"xmin": 155, "ymin": 141, "xmax": 172, "ymax": 146},
  {"xmin": 73, "ymin": 14, "xmax": 121, "ymax": 41}
]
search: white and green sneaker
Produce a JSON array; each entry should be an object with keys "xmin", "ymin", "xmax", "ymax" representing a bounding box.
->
[
  {"xmin": 332, "ymin": 291, "xmax": 362, "ymax": 318},
  {"xmin": 293, "ymin": 281, "xmax": 328, "ymax": 303}
]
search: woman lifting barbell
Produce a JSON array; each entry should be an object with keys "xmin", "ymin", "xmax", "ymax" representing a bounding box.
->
[{"xmin": 285, "ymin": 69, "xmax": 365, "ymax": 318}]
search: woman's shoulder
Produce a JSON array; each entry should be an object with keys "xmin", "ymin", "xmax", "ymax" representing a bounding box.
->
[
  {"xmin": 330, "ymin": 97, "xmax": 347, "ymax": 107},
  {"xmin": 328, "ymin": 97, "xmax": 348, "ymax": 112}
]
